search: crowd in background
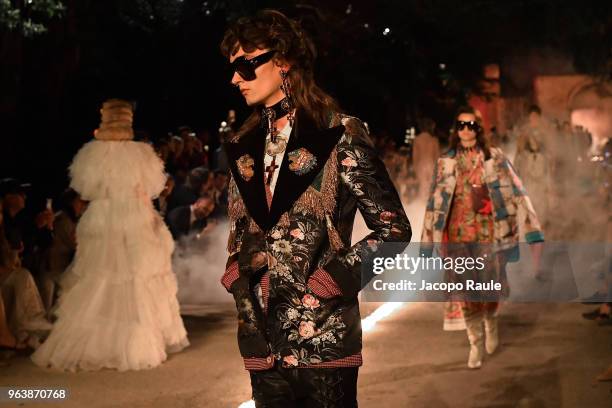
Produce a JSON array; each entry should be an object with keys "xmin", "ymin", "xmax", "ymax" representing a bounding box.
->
[
  {"xmin": 1, "ymin": 104, "xmax": 610, "ymax": 365},
  {"xmin": 148, "ymin": 125, "xmax": 230, "ymax": 241}
]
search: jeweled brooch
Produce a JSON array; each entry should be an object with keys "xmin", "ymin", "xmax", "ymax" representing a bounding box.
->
[
  {"xmin": 288, "ymin": 148, "xmax": 317, "ymax": 175},
  {"xmin": 236, "ymin": 154, "xmax": 255, "ymax": 182}
]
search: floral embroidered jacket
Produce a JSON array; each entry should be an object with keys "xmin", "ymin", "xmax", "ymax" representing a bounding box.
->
[
  {"xmin": 421, "ymin": 147, "xmax": 544, "ymax": 258},
  {"xmin": 221, "ymin": 110, "xmax": 411, "ymax": 370}
]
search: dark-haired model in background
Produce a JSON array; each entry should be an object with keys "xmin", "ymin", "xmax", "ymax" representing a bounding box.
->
[{"xmin": 422, "ymin": 106, "xmax": 544, "ymax": 369}]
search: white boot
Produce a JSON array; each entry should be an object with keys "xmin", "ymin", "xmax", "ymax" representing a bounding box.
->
[
  {"xmin": 484, "ymin": 315, "xmax": 499, "ymax": 355},
  {"xmin": 465, "ymin": 318, "xmax": 484, "ymax": 369}
]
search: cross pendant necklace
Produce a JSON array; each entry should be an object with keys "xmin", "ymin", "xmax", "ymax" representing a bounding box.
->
[{"xmin": 265, "ymin": 156, "xmax": 279, "ymax": 185}]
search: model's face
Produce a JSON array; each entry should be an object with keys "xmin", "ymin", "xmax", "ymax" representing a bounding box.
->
[
  {"xmin": 230, "ymin": 46, "xmax": 285, "ymax": 107},
  {"xmin": 457, "ymin": 113, "xmax": 478, "ymax": 144}
]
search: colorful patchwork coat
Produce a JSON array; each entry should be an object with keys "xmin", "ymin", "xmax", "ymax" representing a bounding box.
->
[
  {"xmin": 421, "ymin": 147, "xmax": 544, "ymax": 258},
  {"xmin": 220, "ymin": 110, "xmax": 411, "ymax": 370}
]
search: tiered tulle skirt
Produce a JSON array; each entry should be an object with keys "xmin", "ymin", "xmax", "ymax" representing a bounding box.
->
[{"xmin": 31, "ymin": 198, "xmax": 189, "ymax": 372}]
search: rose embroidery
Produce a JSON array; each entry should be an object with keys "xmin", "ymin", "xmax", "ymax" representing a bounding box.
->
[
  {"xmin": 290, "ymin": 228, "xmax": 305, "ymax": 240},
  {"xmin": 341, "ymin": 157, "xmax": 357, "ymax": 167},
  {"xmin": 283, "ymin": 355, "xmax": 299, "ymax": 366},
  {"xmin": 379, "ymin": 211, "xmax": 396, "ymax": 223},
  {"xmin": 301, "ymin": 294, "xmax": 320, "ymax": 309},
  {"xmin": 299, "ymin": 321, "xmax": 317, "ymax": 339}
]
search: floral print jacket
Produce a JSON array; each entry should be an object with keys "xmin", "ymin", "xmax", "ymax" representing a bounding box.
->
[
  {"xmin": 421, "ymin": 147, "xmax": 544, "ymax": 259},
  {"xmin": 221, "ymin": 110, "xmax": 411, "ymax": 370}
]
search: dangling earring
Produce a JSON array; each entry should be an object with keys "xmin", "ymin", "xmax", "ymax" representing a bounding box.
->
[{"xmin": 280, "ymin": 70, "xmax": 295, "ymax": 128}]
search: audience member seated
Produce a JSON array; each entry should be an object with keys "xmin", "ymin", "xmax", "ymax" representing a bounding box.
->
[
  {"xmin": 154, "ymin": 174, "xmax": 175, "ymax": 218},
  {"xmin": 166, "ymin": 197, "xmax": 215, "ymax": 240},
  {"xmin": 166, "ymin": 166, "xmax": 212, "ymax": 215},
  {"xmin": 39, "ymin": 189, "xmax": 87, "ymax": 315},
  {"xmin": 0, "ymin": 201, "xmax": 51, "ymax": 350},
  {"xmin": 0, "ymin": 178, "xmax": 54, "ymax": 276},
  {"xmin": 210, "ymin": 169, "xmax": 229, "ymax": 219}
]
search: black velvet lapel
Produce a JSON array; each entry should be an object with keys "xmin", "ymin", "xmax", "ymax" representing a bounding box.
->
[
  {"xmin": 223, "ymin": 125, "xmax": 269, "ymax": 231},
  {"xmin": 268, "ymin": 111, "xmax": 345, "ymax": 230},
  {"xmin": 223, "ymin": 110, "xmax": 345, "ymax": 232}
]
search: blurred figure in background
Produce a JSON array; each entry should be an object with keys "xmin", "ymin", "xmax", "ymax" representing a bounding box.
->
[
  {"xmin": 165, "ymin": 166, "xmax": 212, "ymax": 215},
  {"xmin": 177, "ymin": 133, "xmax": 207, "ymax": 172},
  {"xmin": 210, "ymin": 170, "xmax": 229, "ymax": 219},
  {"xmin": 546, "ymin": 121, "xmax": 591, "ymax": 240},
  {"xmin": 39, "ymin": 189, "xmax": 87, "ymax": 315},
  {"xmin": 154, "ymin": 174, "xmax": 175, "ymax": 218},
  {"xmin": 166, "ymin": 196, "xmax": 215, "ymax": 240},
  {"xmin": 413, "ymin": 117, "xmax": 440, "ymax": 200},
  {"xmin": 211, "ymin": 110, "xmax": 236, "ymax": 173},
  {"xmin": 514, "ymin": 105, "xmax": 552, "ymax": 227},
  {"xmin": 0, "ymin": 200, "xmax": 51, "ymax": 350},
  {"xmin": 154, "ymin": 139, "xmax": 171, "ymax": 167},
  {"xmin": 0, "ymin": 178, "xmax": 54, "ymax": 278},
  {"xmin": 168, "ymin": 136, "xmax": 186, "ymax": 184}
]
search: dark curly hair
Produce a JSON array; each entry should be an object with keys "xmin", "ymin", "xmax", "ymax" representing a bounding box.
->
[
  {"xmin": 221, "ymin": 9, "xmax": 339, "ymax": 137},
  {"xmin": 448, "ymin": 106, "xmax": 491, "ymax": 160}
]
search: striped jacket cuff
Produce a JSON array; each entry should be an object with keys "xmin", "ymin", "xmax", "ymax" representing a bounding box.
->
[
  {"xmin": 307, "ymin": 268, "xmax": 342, "ymax": 299},
  {"xmin": 243, "ymin": 355, "xmax": 275, "ymax": 371},
  {"xmin": 243, "ymin": 353, "xmax": 363, "ymax": 371},
  {"xmin": 220, "ymin": 261, "xmax": 239, "ymax": 291}
]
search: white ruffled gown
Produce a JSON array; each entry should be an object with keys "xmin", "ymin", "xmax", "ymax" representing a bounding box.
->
[{"xmin": 31, "ymin": 140, "xmax": 189, "ymax": 371}]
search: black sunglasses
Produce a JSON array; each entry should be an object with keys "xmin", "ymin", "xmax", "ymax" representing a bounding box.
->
[
  {"xmin": 230, "ymin": 50, "xmax": 276, "ymax": 81},
  {"xmin": 455, "ymin": 120, "xmax": 480, "ymax": 132}
]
